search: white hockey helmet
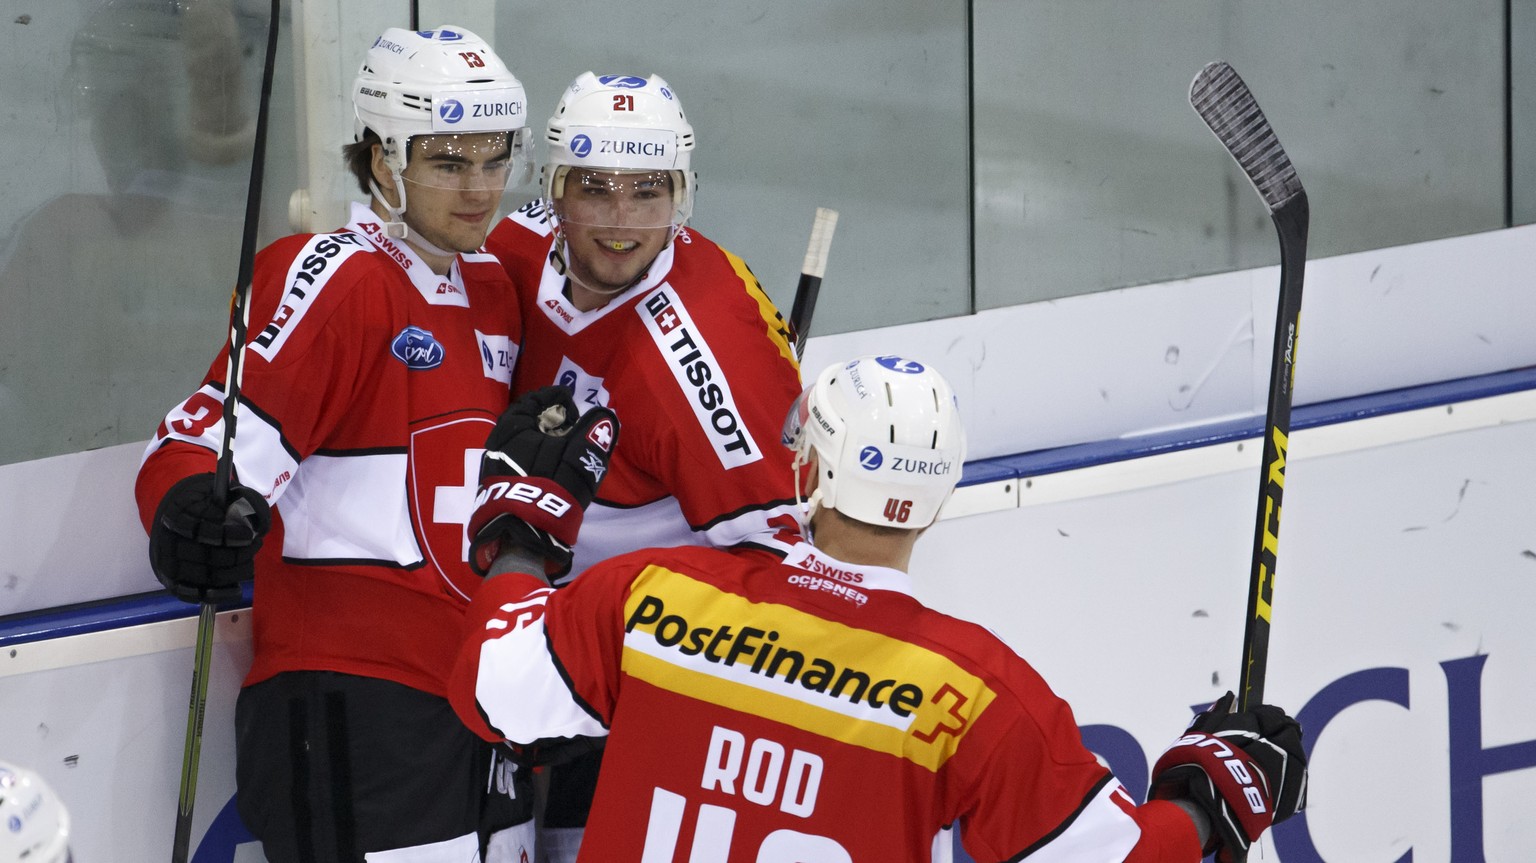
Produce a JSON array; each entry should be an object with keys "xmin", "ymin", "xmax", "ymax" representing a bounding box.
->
[
  {"xmin": 544, "ymin": 72, "xmax": 696, "ymax": 227},
  {"xmin": 352, "ymin": 26, "xmax": 533, "ymax": 184},
  {"xmin": 0, "ymin": 762, "xmax": 70, "ymax": 863},
  {"xmin": 783, "ymin": 355, "xmax": 966, "ymax": 529}
]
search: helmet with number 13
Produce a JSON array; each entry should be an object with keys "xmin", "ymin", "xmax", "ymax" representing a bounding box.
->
[{"xmin": 346, "ymin": 26, "xmax": 534, "ymax": 271}]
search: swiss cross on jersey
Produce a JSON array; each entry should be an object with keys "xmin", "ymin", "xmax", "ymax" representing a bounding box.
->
[
  {"xmin": 407, "ymin": 414, "xmax": 498, "ymax": 601},
  {"xmin": 638, "ymin": 285, "xmax": 762, "ymax": 470}
]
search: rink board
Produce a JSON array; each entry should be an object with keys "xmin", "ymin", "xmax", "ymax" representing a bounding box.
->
[{"xmin": 4, "ymin": 370, "xmax": 1533, "ymax": 862}]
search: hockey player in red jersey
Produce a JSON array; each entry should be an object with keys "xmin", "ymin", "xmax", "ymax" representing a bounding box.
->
[
  {"xmin": 480, "ymin": 71, "xmax": 806, "ymax": 858},
  {"xmin": 483, "ymin": 72, "xmax": 804, "ymax": 580},
  {"xmin": 136, "ymin": 27, "xmax": 537, "ymax": 862},
  {"xmin": 451, "ymin": 355, "xmax": 1309, "ymax": 862}
]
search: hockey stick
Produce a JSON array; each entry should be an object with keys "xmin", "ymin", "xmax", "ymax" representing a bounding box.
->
[
  {"xmin": 1189, "ymin": 61, "xmax": 1309, "ymax": 713},
  {"xmin": 172, "ymin": 3, "xmax": 280, "ymax": 861},
  {"xmin": 789, "ymin": 207, "xmax": 839, "ymax": 361}
]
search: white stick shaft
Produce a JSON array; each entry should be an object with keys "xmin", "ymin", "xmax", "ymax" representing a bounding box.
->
[{"xmin": 800, "ymin": 207, "xmax": 839, "ymax": 279}]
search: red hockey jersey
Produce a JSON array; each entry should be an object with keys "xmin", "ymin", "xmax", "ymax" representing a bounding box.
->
[
  {"xmin": 483, "ymin": 202, "xmax": 804, "ymax": 579},
  {"xmin": 136, "ymin": 202, "xmax": 521, "ymax": 697},
  {"xmin": 450, "ymin": 543, "xmax": 1203, "ymax": 862}
]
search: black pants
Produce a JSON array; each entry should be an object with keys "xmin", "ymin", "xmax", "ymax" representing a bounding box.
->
[
  {"xmin": 235, "ymin": 671, "xmax": 531, "ymax": 862},
  {"xmin": 541, "ymin": 743, "xmax": 604, "ymax": 829}
]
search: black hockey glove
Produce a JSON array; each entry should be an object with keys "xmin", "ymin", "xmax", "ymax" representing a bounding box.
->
[
  {"xmin": 1148, "ymin": 691, "xmax": 1308, "ymax": 863},
  {"xmin": 149, "ymin": 473, "xmax": 272, "ymax": 604},
  {"xmin": 467, "ymin": 386, "xmax": 619, "ymax": 578}
]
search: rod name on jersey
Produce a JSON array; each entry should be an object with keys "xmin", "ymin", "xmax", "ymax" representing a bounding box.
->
[
  {"xmin": 252, "ymin": 233, "xmax": 366, "ymax": 361},
  {"xmin": 639, "ymin": 286, "xmax": 762, "ymax": 469}
]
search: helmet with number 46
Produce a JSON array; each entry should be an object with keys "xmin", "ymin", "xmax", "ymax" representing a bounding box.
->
[{"xmin": 783, "ymin": 355, "xmax": 966, "ymax": 529}]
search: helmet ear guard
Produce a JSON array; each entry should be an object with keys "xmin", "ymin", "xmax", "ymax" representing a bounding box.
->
[{"xmin": 783, "ymin": 356, "xmax": 966, "ymax": 530}]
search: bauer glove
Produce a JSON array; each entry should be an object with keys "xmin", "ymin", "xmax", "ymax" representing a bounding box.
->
[
  {"xmin": 1148, "ymin": 691, "xmax": 1308, "ymax": 863},
  {"xmin": 149, "ymin": 473, "xmax": 271, "ymax": 604},
  {"xmin": 467, "ymin": 386, "xmax": 618, "ymax": 578}
]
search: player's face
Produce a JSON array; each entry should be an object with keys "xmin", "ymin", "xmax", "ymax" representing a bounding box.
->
[
  {"xmin": 398, "ymin": 132, "xmax": 513, "ymax": 255},
  {"xmin": 554, "ymin": 168, "xmax": 675, "ymax": 292}
]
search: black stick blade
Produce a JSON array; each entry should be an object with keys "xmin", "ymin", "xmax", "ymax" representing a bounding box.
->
[{"xmin": 1190, "ymin": 61, "xmax": 1304, "ymax": 214}]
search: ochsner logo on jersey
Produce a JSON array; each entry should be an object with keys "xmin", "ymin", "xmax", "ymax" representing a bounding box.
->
[
  {"xmin": 565, "ymin": 125, "xmax": 674, "ymax": 170},
  {"xmin": 640, "ymin": 286, "xmax": 761, "ymax": 469},
  {"xmin": 431, "ymin": 86, "xmax": 526, "ymax": 133}
]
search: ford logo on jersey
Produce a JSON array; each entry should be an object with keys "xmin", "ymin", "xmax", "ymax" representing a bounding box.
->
[
  {"xmin": 598, "ymin": 75, "xmax": 648, "ymax": 89},
  {"xmin": 438, "ymin": 99, "xmax": 465, "ymax": 124},
  {"xmin": 391, "ymin": 326, "xmax": 445, "ymax": 370},
  {"xmin": 859, "ymin": 446, "xmax": 884, "ymax": 470},
  {"xmin": 570, "ymin": 134, "xmax": 592, "ymax": 158},
  {"xmin": 875, "ymin": 355, "xmax": 925, "ymax": 374}
]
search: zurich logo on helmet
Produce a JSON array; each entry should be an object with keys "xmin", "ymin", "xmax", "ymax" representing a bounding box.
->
[
  {"xmin": 859, "ymin": 446, "xmax": 884, "ymax": 470},
  {"xmin": 391, "ymin": 326, "xmax": 445, "ymax": 370},
  {"xmin": 598, "ymin": 75, "xmax": 648, "ymax": 89},
  {"xmin": 433, "ymin": 29, "xmax": 465, "ymax": 41},
  {"xmin": 570, "ymin": 134, "xmax": 593, "ymax": 158},
  {"xmin": 438, "ymin": 99, "xmax": 464, "ymax": 124},
  {"xmin": 875, "ymin": 355, "xmax": 925, "ymax": 374}
]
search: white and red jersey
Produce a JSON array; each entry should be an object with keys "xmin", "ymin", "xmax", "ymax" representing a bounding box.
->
[
  {"xmin": 136, "ymin": 202, "xmax": 521, "ymax": 697},
  {"xmin": 450, "ymin": 543, "xmax": 1203, "ymax": 862},
  {"xmin": 483, "ymin": 202, "xmax": 804, "ymax": 580}
]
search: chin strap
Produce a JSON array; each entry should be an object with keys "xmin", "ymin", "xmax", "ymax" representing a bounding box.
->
[
  {"xmin": 549, "ymin": 230, "xmax": 641, "ymax": 299},
  {"xmin": 368, "ymin": 176, "xmax": 457, "ymax": 259}
]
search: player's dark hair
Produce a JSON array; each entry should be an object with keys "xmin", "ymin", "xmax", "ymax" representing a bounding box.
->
[{"xmin": 342, "ymin": 129, "xmax": 391, "ymax": 196}]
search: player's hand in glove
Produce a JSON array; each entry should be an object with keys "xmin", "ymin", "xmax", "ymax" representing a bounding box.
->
[
  {"xmin": 149, "ymin": 473, "xmax": 272, "ymax": 604},
  {"xmin": 1148, "ymin": 691, "xmax": 1308, "ymax": 863},
  {"xmin": 467, "ymin": 386, "xmax": 619, "ymax": 578}
]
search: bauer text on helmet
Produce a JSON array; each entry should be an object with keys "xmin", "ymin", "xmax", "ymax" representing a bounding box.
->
[{"xmin": 784, "ymin": 356, "xmax": 966, "ymax": 529}]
